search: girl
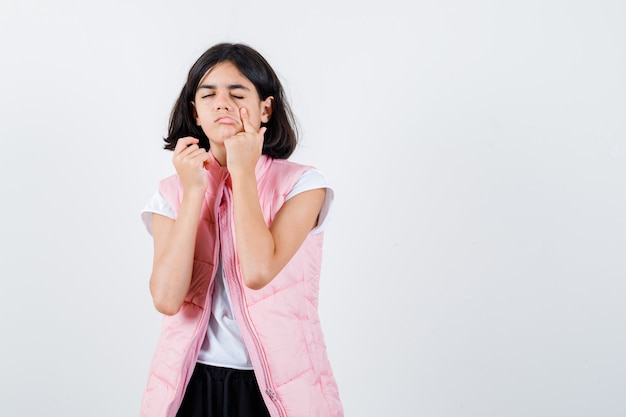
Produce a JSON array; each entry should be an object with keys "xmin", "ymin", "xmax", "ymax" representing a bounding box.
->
[{"xmin": 140, "ymin": 43, "xmax": 343, "ymax": 417}]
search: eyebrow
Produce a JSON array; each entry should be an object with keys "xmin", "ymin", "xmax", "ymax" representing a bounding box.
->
[{"xmin": 196, "ymin": 84, "xmax": 251, "ymax": 92}]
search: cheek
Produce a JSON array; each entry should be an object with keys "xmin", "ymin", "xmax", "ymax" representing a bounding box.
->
[
  {"xmin": 195, "ymin": 105, "xmax": 213, "ymax": 122},
  {"xmin": 251, "ymin": 106, "xmax": 266, "ymax": 124},
  {"xmin": 249, "ymin": 114, "xmax": 263, "ymax": 128}
]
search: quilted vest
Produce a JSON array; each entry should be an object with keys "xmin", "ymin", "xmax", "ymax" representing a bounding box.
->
[{"xmin": 140, "ymin": 154, "xmax": 343, "ymax": 417}]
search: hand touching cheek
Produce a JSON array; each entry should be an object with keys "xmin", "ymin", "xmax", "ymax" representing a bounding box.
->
[{"xmin": 225, "ymin": 107, "xmax": 267, "ymax": 178}]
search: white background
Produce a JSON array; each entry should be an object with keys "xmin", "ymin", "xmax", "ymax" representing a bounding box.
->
[{"xmin": 1, "ymin": 1, "xmax": 625, "ymax": 416}]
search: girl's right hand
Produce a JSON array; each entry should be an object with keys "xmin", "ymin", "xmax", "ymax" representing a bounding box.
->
[{"xmin": 173, "ymin": 137, "xmax": 211, "ymax": 193}]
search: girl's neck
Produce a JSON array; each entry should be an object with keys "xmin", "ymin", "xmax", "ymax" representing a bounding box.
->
[{"xmin": 210, "ymin": 146, "xmax": 227, "ymax": 167}]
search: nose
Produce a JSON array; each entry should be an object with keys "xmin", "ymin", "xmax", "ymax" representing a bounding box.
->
[{"xmin": 215, "ymin": 92, "xmax": 233, "ymax": 111}]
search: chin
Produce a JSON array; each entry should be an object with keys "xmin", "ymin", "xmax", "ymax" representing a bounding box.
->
[
  {"xmin": 216, "ymin": 125, "xmax": 241, "ymax": 138},
  {"xmin": 205, "ymin": 130, "xmax": 229, "ymax": 142}
]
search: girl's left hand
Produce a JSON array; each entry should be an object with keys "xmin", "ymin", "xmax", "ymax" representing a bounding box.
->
[{"xmin": 224, "ymin": 107, "xmax": 266, "ymax": 178}]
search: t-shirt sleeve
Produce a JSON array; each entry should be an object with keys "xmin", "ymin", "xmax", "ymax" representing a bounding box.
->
[
  {"xmin": 140, "ymin": 190, "xmax": 176, "ymax": 236},
  {"xmin": 141, "ymin": 169, "xmax": 333, "ymax": 236},
  {"xmin": 285, "ymin": 169, "xmax": 334, "ymax": 235}
]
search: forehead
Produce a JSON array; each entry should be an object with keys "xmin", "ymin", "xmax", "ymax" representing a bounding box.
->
[{"xmin": 198, "ymin": 61, "xmax": 252, "ymax": 87}]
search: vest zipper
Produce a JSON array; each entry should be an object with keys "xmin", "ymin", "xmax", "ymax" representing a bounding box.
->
[
  {"xmin": 220, "ymin": 189, "xmax": 286, "ymax": 417},
  {"xmin": 229, "ymin": 273, "xmax": 285, "ymax": 417}
]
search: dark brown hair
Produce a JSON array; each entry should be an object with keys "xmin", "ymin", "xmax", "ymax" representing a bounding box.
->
[{"xmin": 163, "ymin": 43, "xmax": 298, "ymax": 159}]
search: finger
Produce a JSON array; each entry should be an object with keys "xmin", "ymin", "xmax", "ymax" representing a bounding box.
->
[
  {"xmin": 185, "ymin": 148, "xmax": 210, "ymax": 162},
  {"xmin": 174, "ymin": 144, "xmax": 200, "ymax": 163},
  {"xmin": 174, "ymin": 137, "xmax": 199, "ymax": 153},
  {"xmin": 239, "ymin": 107, "xmax": 255, "ymax": 133},
  {"xmin": 198, "ymin": 150, "xmax": 211, "ymax": 170},
  {"xmin": 180, "ymin": 143, "xmax": 200, "ymax": 156},
  {"xmin": 203, "ymin": 158, "xmax": 212, "ymax": 170}
]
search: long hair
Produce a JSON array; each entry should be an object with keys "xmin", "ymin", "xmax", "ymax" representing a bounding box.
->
[{"xmin": 164, "ymin": 43, "xmax": 298, "ymax": 159}]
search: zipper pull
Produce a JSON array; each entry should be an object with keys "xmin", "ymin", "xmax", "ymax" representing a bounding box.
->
[{"xmin": 266, "ymin": 389, "xmax": 278, "ymax": 402}]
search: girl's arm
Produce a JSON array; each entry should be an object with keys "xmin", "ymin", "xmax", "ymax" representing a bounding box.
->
[
  {"xmin": 226, "ymin": 108, "xmax": 326, "ymax": 290},
  {"xmin": 232, "ymin": 174, "xmax": 325, "ymax": 290},
  {"xmin": 149, "ymin": 137, "xmax": 210, "ymax": 315}
]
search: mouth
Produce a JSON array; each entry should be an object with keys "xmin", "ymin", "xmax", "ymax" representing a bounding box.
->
[{"xmin": 214, "ymin": 116, "xmax": 238, "ymax": 125}]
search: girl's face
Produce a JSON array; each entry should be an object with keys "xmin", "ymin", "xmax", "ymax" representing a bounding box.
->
[{"xmin": 193, "ymin": 61, "xmax": 273, "ymax": 147}]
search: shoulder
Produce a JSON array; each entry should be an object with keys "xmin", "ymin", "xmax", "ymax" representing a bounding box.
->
[
  {"xmin": 158, "ymin": 173, "xmax": 183, "ymax": 200},
  {"xmin": 159, "ymin": 173, "xmax": 181, "ymax": 188},
  {"xmin": 260, "ymin": 158, "xmax": 313, "ymax": 191},
  {"xmin": 268, "ymin": 157, "xmax": 313, "ymax": 173}
]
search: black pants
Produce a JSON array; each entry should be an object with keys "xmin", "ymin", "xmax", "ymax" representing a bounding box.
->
[{"xmin": 176, "ymin": 363, "xmax": 271, "ymax": 417}]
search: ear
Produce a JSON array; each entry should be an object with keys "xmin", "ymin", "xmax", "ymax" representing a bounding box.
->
[
  {"xmin": 260, "ymin": 96, "xmax": 274, "ymax": 123},
  {"xmin": 191, "ymin": 101, "xmax": 200, "ymax": 125}
]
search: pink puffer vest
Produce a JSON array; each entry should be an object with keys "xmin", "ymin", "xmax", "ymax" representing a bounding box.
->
[{"xmin": 140, "ymin": 154, "xmax": 343, "ymax": 417}]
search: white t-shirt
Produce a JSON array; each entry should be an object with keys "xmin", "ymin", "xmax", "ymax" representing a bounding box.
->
[{"xmin": 141, "ymin": 168, "xmax": 334, "ymax": 369}]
